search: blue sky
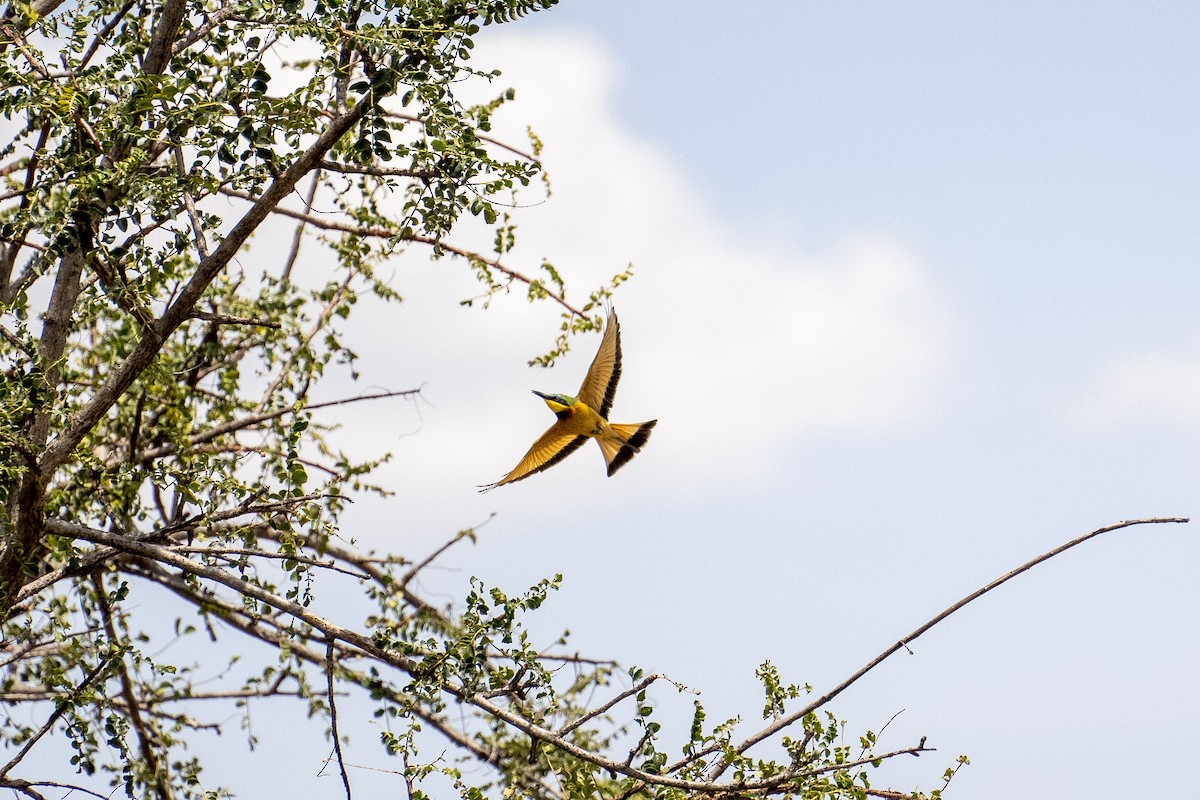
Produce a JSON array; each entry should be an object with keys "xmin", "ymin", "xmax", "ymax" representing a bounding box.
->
[
  {"xmin": 313, "ymin": 3, "xmax": 1199, "ymax": 797},
  {"xmin": 8, "ymin": 4, "xmax": 1197, "ymax": 798}
]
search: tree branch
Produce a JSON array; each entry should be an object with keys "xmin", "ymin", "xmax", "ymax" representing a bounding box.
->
[
  {"xmin": 142, "ymin": 0, "xmax": 186, "ymax": 77},
  {"xmin": 124, "ymin": 389, "xmax": 419, "ymax": 466},
  {"xmin": 325, "ymin": 638, "xmax": 353, "ymax": 800},
  {"xmin": 281, "ymin": 168, "xmax": 322, "ymax": 282},
  {"xmin": 556, "ymin": 673, "xmax": 659, "ymax": 737},
  {"xmin": 37, "ymin": 75, "xmax": 388, "ymax": 475},
  {"xmin": 91, "ymin": 571, "xmax": 175, "ymax": 800},
  {"xmin": 0, "ymin": 658, "xmax": 110, "ymax": 780},
  {"xmin": 42, "ymin": 521, "xmax": 784, "ymax": 793},
  {"xmin": 126, "ymin": 559, "xmax": 519, "ymax": 777},
  {"xmin": 703, "ymin": 516, "xmax": 1191, "ymax": 780},
  {"xmin": 217, "ymin": 187, "xmax": 586, "ymax": 318}
]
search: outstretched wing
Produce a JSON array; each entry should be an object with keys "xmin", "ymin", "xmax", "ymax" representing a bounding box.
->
[
  {"xmin": 479, "ymin": 423, "xmax": 588, "ymax": 491},
  {"xmin": 576, "ymin": 308, "xmax": 622, "ymax": 418}
]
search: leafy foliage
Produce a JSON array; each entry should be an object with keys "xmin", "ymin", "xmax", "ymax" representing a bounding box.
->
[{"xmin": 0, "ymin": 1, "xmax": 967, "ymax": 798}]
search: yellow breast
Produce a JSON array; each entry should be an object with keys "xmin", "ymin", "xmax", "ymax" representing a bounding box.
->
[{"xmin": 561, "ymin": 401, "xmax": 605, "ymax": 437}]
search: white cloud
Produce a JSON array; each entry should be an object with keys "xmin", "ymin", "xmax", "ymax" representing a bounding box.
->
[
  {"xmin": 1067, "ymin": 334, "xmax": 1200, "ymax": 430},
  {"xmin": 318, "ymin": 31, "xmax": 964, "ymax": 506}
]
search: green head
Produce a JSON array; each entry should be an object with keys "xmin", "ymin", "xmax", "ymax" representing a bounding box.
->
[{"xmin": 533, "ymin": 390, "xmax": 576, "ymax": 413}]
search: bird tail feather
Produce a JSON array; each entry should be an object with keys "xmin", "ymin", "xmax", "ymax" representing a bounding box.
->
[{"xmin": 599, "ymin": 420, "xmax": 657, "ymax": 477}]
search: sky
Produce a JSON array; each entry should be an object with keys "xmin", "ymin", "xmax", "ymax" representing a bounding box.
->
[
  {"xmin": 293, "ymin": 3, "xmax": 1200, "ymax": 798},
  {"xmin": 6, "ymin": 3, "xmax": 1198, "ymax": 798},
  {"xmin": 11, "ymin": 2, "xmax": 1186, "ymax": 797}
]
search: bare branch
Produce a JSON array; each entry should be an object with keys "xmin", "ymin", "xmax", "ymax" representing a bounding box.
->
[
  {"xmin": 129, "ymin": 388, "xmax": 420, "ymax": 465},
  {"xmin": 318, "ymin": 159, "xmax": 435, "ymax": 179},
  {"xmin": 325, "ymin": 638, "xmax": 353, "ymax": 800},
  {"xmin": 400, "ymin": 526, "xmax": 479, "ymax": 590},
  {"xmin": 173, "ymin": 146, "xmax": 210, "ymax": 260},
  {"xmin": 281, "ymin": 168, "xmax": 322, "ymax": 282},
  {"xmin": 0, "ymin": 323, "xmax": 31, "ymax": 354},
  {"xmin": 142, "ymin": 0, "xmax": 186, "ymax": 77},
  {"xmin": 556, "ymin": 673, "xmax": 659, "ymax": 737},
  {"xmin": 0, "ymin": 779, "xmax": 109, "ymax": 800},
  {"xmin": 78, "ymin": 0, "xmax": 136, "ymax": 68},
  {"xmin": 171, "ymin": 546, "xmax": 370, "ymax": 580},
  {"xmin": 0, "ymin": 22, "xmax": 53, "ymax": 80},
  {"xmin": 172, "ymin": 1, "xmax": 240, "ymax": 53},
  {"xmin": 799, "ymin": 739, "xmax": 932, "ymax": 779},
  {"xmin": 259, "ymin": 528, "xmax": 444, "ymax": 621},
  {"xmin": 0, "ymin": 123, "xmax": 50, "ymax": 299},
  {"xmin": 381, "ymin": 109, "xmax": 542, "ymax": 164},
  {"xmin": 187, "ymin": 310, "xmax": 281, "ymax": 329},
  {"xmin": 703, "ymin": 516, "xmax": 1191, "ymax": 780}
]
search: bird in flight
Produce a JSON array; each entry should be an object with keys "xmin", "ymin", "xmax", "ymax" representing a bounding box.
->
[{"xmin": 480, "ymin": 308, "xmax": 656, "ymax": 491}]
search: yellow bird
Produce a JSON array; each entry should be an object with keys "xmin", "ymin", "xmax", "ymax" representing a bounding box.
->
[{"xmin": 481, "ymin": 308, "xmax": 656, "ymax": 491}]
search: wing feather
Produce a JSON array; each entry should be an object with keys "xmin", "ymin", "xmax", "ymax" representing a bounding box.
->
[
  {"xmin": 479, "ymin": 424, "xmax": 588, "ymax": 491},
  {"xmin": 576, "ymin": 308, "xmax": 622, "ymax": 418}
]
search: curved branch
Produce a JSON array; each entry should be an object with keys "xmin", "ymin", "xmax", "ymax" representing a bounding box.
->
[
  {"xmin": 703, "ymin": 516, "xmax": 1191, "ymax": 780},
  {"xmin": 217, "ymin": 187, "xmax": 585, "ymax": 318},
  {"xmin": 126, "ymin": 389, "xmax": 421, "ymax": 465}
]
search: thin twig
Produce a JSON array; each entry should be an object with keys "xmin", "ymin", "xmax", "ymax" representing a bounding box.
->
[
  {"xmin": 281, "ymin": 169, "xmax": 322, "ymax": 282},
  {"xmin": 171, "ymin": 0, "xmax": 239, "ymax": 53},
  {"xmin": 325, "ymin": 638, "xmax": 353, "ymax": 800},
  {"xmin": 399, "ymin": 526, "xmax": 481, "ymax": 590},
  {"xmin": 188, "ymin": 310, "xmax": 281, "ymax": 329},
  {"xmin": 0, "ymin": 324, "xmax": 32, "ymax": 353},
  {"xmin": 129, "ymin": 389, "xmax": 419, "ymax": 464},
  {"xmin": 91, "ymin": 570, "xmax": 176, "ymax": 800},
  {"xmin": 799, "ymin": 739, "xmax": 932, "ymax": 779},
  {"xmin": 0, "ymin": 659, "xmax": 110, "ymax": 779},
  {"xmin": 173, "ymin": 145, "xmax": 209, "ymax": 259},
  {"xmin": 78, "ymin": 0, "xmax": 137, "ymax": 68},
  {"xmin": 557, "ymin": 674, "xmax": 658, "ymax": 737},
  {"xmin": 0, "ymin": 779, "xmax": 111, "ymax": 800},
  {"xmin": 171, "ymin": 546, "xmax": 370, "ymax": 580},
  {"xmin": 318, "ymin": 159, "xmax": 434, "ymax": 179}
]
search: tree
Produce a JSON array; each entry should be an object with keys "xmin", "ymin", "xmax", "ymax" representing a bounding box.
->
[{"xmin": 0, "ymin": 1, "xmax": 1186, "ymax": 798}]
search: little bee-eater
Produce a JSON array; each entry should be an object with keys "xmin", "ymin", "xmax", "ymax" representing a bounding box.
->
[{"xmin": 481, "ymin": 308, "xmax": 656, "ymax": 491}]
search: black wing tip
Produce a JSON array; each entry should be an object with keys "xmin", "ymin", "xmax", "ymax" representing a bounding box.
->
[
  {"xmin": 598, "ymin": 313, "xmax": 623, "ymax": 419},
  {"xmin": 606, "ymin": 420, "xmax": 657, "ymax": 477},
  {"xmin": 481, "ymin": 435, "xmax": 589, "ymax": 492}
]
